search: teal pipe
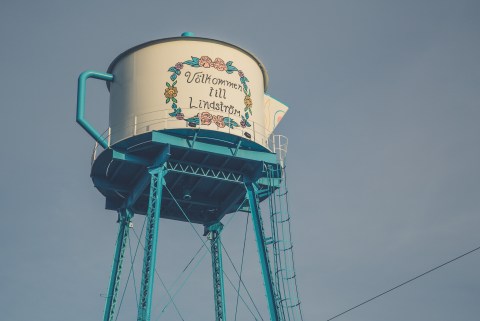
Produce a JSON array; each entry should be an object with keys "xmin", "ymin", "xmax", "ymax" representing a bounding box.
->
[
  {"xmin": 245, "ymin": 182, "xmax": 279, "ymax": 321},
  {"xmin": 76, "ymin": 70, "xmax": 113, "ymax": 149}
]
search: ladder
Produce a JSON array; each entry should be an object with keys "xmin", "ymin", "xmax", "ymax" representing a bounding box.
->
[{"xmin": 265, "ymin": 136, "xmax": 304, "ymax": 321}]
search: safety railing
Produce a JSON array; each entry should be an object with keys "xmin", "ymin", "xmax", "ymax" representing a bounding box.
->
[
  {"xmin": 90, "ymin": 110, "xmax": 276, "ymax": 164},
  {"xmin": 268, "ymin": 135, "xmax": 288, "ymax": 165}
]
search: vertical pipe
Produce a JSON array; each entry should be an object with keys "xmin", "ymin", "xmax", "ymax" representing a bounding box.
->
[
  {"xmin": 134, "ymin": 116, "xmax": 138, "ymax": 136},
  {"xmin": 207, "ymin": 222, "xmax": 226, "ymax": 321},
  {"xmin": 103, "ymin": 208, "xmax": 133, "ymax": 321},
  {"xmin": 138, "ymin": 166, "xmax": 165, "ymax": 321},
  {"xmin": 245, "ymin": 181, "xmax": 279, "ymax": 321}
]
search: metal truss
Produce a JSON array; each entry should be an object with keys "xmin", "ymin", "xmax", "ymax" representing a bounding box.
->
[
  {"xmin": 206, "ymin": 222, "xmax": 226, "ymax": 321},
  {"xmin": 103, "ymin": 208, "xmax": 133, "ymax": 321},
  {"xmin": 245, "ymin": 182, "xmax": 281, "ymax": 321},
  {"xmin": 165, "ymin": 161, "xmax": 243, "ymax": 184},
  {"xmin": 138, "ymin": 166, "xmax": 165, "ymax": 321}
]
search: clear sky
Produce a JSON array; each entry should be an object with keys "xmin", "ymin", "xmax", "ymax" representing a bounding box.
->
[{"xmin": 1, "ymin": 1, "xmax": 479, "ymax": 320}]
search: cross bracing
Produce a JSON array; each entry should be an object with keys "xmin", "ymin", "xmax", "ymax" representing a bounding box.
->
[
  {"xmin": 90, "ymin": 137, "xmax": 298, "ymax": 321},
  {"xmin": 165, "ymin": 161, "xmax": 244, "ymax": 184}
]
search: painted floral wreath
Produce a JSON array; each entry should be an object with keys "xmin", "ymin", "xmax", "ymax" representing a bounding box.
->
[{"xmin": 164, "ymin": 56, "xmax": 253, "ymax": 138}]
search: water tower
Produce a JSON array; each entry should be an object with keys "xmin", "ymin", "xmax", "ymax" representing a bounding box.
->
[{"xmin": 76, "ymin": 33, "xmax": 303, "ymax": 321}]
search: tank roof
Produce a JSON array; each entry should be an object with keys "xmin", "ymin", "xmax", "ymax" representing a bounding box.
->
[{"xmin": 106, "ymin": 36, "xmax": 269, "ymax": 91}]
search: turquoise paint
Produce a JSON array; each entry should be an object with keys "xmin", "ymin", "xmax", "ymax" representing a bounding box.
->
[
  {"xmin": 122, "ymin": 145, "xmax": 171, "ymax": 209},
  {"xmin": 112, "ymin": 150, "xmax": 149, "ymax": 167},
  {"xmin": 103, "ymin": 208, "xmax": 133, "ymax": 321},
  {"xmin": 77, "ymin": 70, "xmax": 113, "ymax": 149},
  {"xmin": 152, "ymin": 132, "xmax": 278, "ymax": 164},
  {"xmin": 77, "ymin": 35, "xmax": 300, "ymax": 321},
  {"xmin": 207, "ymin": 222, "xmax": 226, "ymax": 321},
  {"xmin": 138, "ymin": 166, "xmax": 165, "ymax": 321},
  {"xmin": 245, "ymin": 182, "xmax": 280, "ymax": 321}
]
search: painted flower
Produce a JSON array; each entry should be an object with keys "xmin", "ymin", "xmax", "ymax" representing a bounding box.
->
[
  {"xmin": 176, "ymin": 113, "xmax": 184, "ymax": 120},
  {"xmin": 213, "ymin": 58, "xmax": 227, "ymax": 71},
  {"xmin": 175, "ymin": 62, "xmax": 183, "ymax": 70},
  {"xmin": 199, "ymin": 56, "xmax": 213, "ymax": 68},
  {"xmin": 200, "ymin": 112, "xmax": 213, "ymax": 125},
  {"xmin": 238, "ymin": 70, "xmax": 244, "ymax": 78},
  {"xmin": 164, "ymin": 86, "xmax": 178, "ymax": 99},
  {"xmin": 244, "ymin": 95, "xmax": 253, "ymax": 107},
  {"xmin": 240, "ymin": 120, "xmax": 246, "ymax": 128},
  {"xmin": 212, "ymin": 115, "xmax": 225, "ymax": 128}
]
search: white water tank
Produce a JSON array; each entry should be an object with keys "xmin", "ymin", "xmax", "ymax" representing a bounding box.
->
[{"xmin": 106, "ymin": 35, "xmax": 287, "ymax": 150}]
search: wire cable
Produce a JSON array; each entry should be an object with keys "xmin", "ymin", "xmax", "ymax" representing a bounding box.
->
[
  {"xmin": 162, "ymin": 183, "xmax": 263, "ymax": 320},
  {"xmin": 222, "ymin": 238, "xmax": 265, "ymax": 320},
  {"xmin": 326, "ymin": 244, "xmax": 480, "ymax": 321},
  {"xmin": 114, "ymin": 216, "xmax": 146, "ymax": 321},
  {"xmin": 131, "ymin": 226, "xmax": 186, "ymax": 320},
  {"xmin": 128, "ymin": 233, "xmax": 139, "ymax": 306},
  {"xmin": 234, "ymin": 214, "xmax": 249, "ymax": 321}
]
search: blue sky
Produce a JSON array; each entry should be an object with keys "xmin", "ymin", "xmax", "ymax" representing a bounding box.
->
[{"xmin": 1, "ymin": 1, "xmax": 479, "ymax": 320}]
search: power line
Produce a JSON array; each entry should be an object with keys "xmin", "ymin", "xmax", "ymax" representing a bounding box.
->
[{"xmin": 326, "ymin": 244, "xmax": 480, "ymax": 321}]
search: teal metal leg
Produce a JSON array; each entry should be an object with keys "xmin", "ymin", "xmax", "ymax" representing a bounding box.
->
[
  {"xmin": 137, "ymin": 166, "xmax": 165, "ymax": 321},
  {"xmin": 245, "ymin": 181, "xmax": 280, "ymax": 321},
  {"xmin": 206, "ymin": 222, "xmax": 226, "ymax": 321},
  {"xmin": 103, "ymin": 208, "xmax": 133, "ymax": 321}
]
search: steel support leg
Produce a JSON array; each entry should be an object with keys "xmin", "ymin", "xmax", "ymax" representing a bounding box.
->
[
  {"xmin": 137, "ymin": 166, "xmax": 165, "ymax": 321},
  {"xmin": 206, "ymin": 222, "xmax": 226, "ymax": 321},
  {"xmin": 103, "ymin": 208, "xmax": 133, "ymax": 321},
  {"xmin": 245, "ymin": 181, "xmax": 280, "ymax": 321}
]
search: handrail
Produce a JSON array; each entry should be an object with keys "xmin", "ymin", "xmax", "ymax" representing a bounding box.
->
[{"xmin": 90, "ymin": 111, "xmax": 281, "ymax": 164}]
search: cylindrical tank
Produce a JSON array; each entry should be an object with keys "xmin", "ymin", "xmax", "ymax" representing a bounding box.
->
[{"xmin": 106, "ymin": 35, "xmax": 281, "ymax": 150}]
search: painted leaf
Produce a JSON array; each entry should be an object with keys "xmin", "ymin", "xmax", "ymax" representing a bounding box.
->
[
  {"xmin": 183, "ymin": 60, "xmax": 197, "ymax": 66},
  {"xmin": 223, "ymin": 117, "xmax": 239, "ymax": 128},
  {"xmin": 184, "ymin": 57, "xmax": 200, "ymax": 67},
  {"xmin": 186, "ymin": 116, "xmax": 200, "ymax": 124}
]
